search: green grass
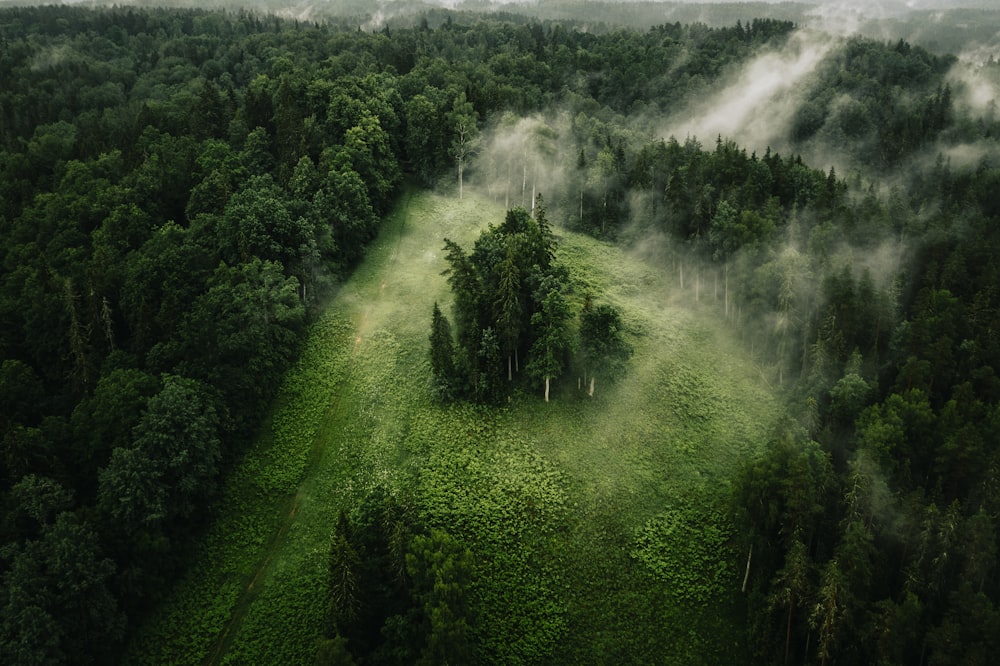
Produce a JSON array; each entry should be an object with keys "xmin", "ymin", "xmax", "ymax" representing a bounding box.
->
[{"xmin": 124, "ymin": 189, "xmax": 780, "ymax": 665}]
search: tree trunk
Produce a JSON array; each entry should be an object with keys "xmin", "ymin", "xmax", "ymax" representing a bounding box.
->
[
  {"xmin": 784, "ymin": 596, "xmax": 794, "ymax": 665},
  {"xmin": 544, "ymin": 376, "xmax": 550, "ymax": 402},
  {"xmin": 522, "ymin": 156, "xmax": 527, "ymax": 206},
  {"xmin": 458, "ymin": 159, "xmax": 464, "ymax": 199},
  {"xmin": 588, "ymin": 376, "xmax": 595, "ymax": 397},
  {"xmin": 725, "ymin": 263, "xmax": 729, "ymax": 318},
  {"xmin": 741, "ymin": 543, "xmax": 752, "ymax": 593},
  {"xmin": 506, "ymin": 162, "xmax": 510, "ymax": 208},
  {"xmin": 508, "ymin": 354, "xmax": 512, "ymax": 382}
]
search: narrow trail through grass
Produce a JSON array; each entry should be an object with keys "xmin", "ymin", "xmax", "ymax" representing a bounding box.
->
[
  {"xmin": 126, "ymin": 188, "xmax": 781, "ymax": 665},
  {"xmin": 201, "ymin": 192, "xmax": 415, "ymax": 666}
]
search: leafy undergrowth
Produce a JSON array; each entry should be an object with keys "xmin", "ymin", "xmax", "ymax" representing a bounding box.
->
[
  {"xmin": 127, "ymin": 188, "xmax": 779, "ymax": 665},
  {"xmin": 123, "ymin": 311, "xmax": 355, "ymax": 665}
]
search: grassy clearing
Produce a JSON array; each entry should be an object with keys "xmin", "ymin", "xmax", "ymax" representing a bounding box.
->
[{"xmin": 126, "ymin": 188, "xmax": 779, "ymax": 664}]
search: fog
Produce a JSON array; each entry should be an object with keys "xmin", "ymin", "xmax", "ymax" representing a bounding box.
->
[{"xmin": 662, "ymin": 28, "xmax": 834, "ymax": 164}]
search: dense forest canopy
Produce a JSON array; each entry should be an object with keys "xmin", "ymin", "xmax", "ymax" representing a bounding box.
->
[{"xmin": 0, "ymin": 2, "xmax": 999, "ymax": 664}]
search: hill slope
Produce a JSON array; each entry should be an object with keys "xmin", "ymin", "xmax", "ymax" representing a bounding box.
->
[{"xmin": 126, "ymin": 189, "xmax": 779, "ymax": 664}]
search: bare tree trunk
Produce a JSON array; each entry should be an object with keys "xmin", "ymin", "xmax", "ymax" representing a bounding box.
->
[
  {"xmin": 725, "ymin": 263, "xmax": 730, "ymax": 318},
  {"xmin": 741, "ymin": 543, "xmax": 752, "ymax": 593},
  {"xmin": 522, "ymin": 153, "xmax": 527, "ymax": 206},
  {"xmin": 544, "ymin": 376, "xmax": 550, "ymax": 402},
  {"xmin": 63, "ymin": 277, "xmax": 90, "ymax": 389},
  {"xmin": 515, "ymin": 347, "xmax": 519, "ymax": 373},
  {"xmin": 506, "ymin": 162, "xmax": 510, "ymax": 208},
  {"xmin": 508, "ymin": 354, "xmax": 512, "ymax": 382},
  {"xmin": 101, "ymin": 296, "xmax": 115, "ymax": 350},
  {"xmin": 588, "ymin": 376, "xmax": 595, "ymax": 397},
  {"xmin": 784, "ymin": 596, "xmax": 794, "ymax": 665}
]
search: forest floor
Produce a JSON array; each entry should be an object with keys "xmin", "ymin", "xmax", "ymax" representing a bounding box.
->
[{"xmin": 125, "ymin": 187, "xmax": 780, "ymax": 665}]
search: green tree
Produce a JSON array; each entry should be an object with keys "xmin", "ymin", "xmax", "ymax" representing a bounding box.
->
[
  {"xmin": 579, "ymin": 301, "xmax": 631, "ymax": 397},
  {"xmin": 177, "ymin": 259, "xmax": 305, "ymax": 424},
  {"xmin": 528, "ymin": 283, "xmax": 571, "ymax": 402},
  {"xmin": 404, "ymin": 93, "xmax": 443, "ymax": 185},
  {"xmin": 406, "ymin": 529, "xmax": 475, "ymax": 666},
  {"xmin": 429, "ymin": 302, "xmax": 457, "ymax": 400},
  {"xmin": 441, "ymin": 238, "xmax": 481, "ymax": 387},
  {"xmin": 769, "ymin": 538, "xmax": 814, "ymax": 665},
  {"xmin": 448, "ymin": 93, "xmax": 478, "ymax": 200},
  {"xmin": 327, "ymin": 511, "xmax": 360, "ymax": 634},
  {"xmin": 476, "ymin": 327, "xmax": 503, "ymax": 405},
  {"xmin": 0, "ymin": 512, "xmax": 124, "ymax": 665},
  {"xmin": 315, "ymin": 634, "xmax": 357, "ymax": 666},
  {"xmin": 99, "ymin": 374, "xmax": 221, "ymax": 530},
  {"xmin": 494, "ymin": 244, "xmax": 522, "ymax": 382}
]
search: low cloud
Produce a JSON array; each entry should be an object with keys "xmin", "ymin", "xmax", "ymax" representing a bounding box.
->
[{"xmin": 661, "ymin": 29, "xmax": 834, "ymax": 158}]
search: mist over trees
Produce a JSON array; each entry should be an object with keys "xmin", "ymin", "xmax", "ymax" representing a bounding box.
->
[{"xmin": 1, "ymin": 2, "xmax": 1000, "ymax": 664}]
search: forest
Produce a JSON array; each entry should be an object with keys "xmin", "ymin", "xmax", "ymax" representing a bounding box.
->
[{"xmin": 1, "ymin": 2, "xmax": 1000, "ymax": 664}]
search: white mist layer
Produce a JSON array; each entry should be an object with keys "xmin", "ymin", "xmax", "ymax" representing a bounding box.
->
[{"xmin": 662, "ymin": 30, "xmax": 834, "ymax": 158}]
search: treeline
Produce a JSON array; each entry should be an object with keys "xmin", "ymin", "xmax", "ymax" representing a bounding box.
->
[
  {"xmin": 732, "ymin": 158, "xmax": 1000, "ymax": 665},
  {"xmin": 430, "ymin": 199, "xmax": 630, "ymax": 405},
  {"xmin": 0, "ymin": 7, "xmax": 409, "ymax": 664}
]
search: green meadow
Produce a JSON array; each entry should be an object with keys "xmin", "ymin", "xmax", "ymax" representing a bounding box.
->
[{"xmin": 126, "ymin": 189, "xmax": 780, "ymax": 664}]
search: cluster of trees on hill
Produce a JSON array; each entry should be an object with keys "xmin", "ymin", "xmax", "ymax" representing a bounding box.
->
[{"xmin": 430, "ymin": 199, "xmax": 630, "ymax": 404}]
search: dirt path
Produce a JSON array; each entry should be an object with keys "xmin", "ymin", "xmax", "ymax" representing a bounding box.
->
[{"xmin": 202, "ymin": 194, "xmax": 410, "ymax": 666}]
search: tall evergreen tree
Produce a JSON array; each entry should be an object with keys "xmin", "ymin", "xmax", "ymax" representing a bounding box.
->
[{"xmin": 429, "ymin": 302, "xmax": 457, "ymax": 400}]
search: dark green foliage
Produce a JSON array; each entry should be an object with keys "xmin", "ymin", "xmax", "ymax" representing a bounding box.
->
[
  {"xmin": 320, "ymin": 488, "xmax": 478, "ymax": 666},
  {"xmin": 327, "ymin": 511, "xmax": 360, "ymax": 633},
  {"xmin": 0, "ymin": 7, "xmax": 418, "ymax": 658},
  {"xmin": 428, "ymin": 302, "xmax": 457, "ymax": 400},
  {"xmin": 406, "ymin": 529, "xmax": 475, "ymax": 666},
  {"xmin": 436, "ymin": 204, "xmax": 574, "ymax": 403},
  {"xmin": 476, "ymin": 327, "xmax": 504, "ymax": 405},
  {"xmin": 0, "ymin": 511, "xmax": 124, "ymax": 665},
  {"xmin": 579, "ymin": 301, "xmax": 631, "ymax": 396},
  {"xmin": 527, "ymin": 282, "xmax": 572, "ymax": 401},
  {"xmin": 732, "ymin": 139, "xmax": 1000, "ymax": 666}
]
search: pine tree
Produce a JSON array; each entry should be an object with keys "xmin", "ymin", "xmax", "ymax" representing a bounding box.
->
[
  {"xmin": 429, "ymin": 302, "xmax": 457, "ymax": 400},
  {"xmin": 528, "ymin": 285, "xmax": 571, "ymax": 402}
]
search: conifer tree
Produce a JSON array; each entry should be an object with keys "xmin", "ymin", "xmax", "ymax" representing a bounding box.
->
[{"xmin": 429, "ymin": 302, "xmax": 456, "ymax": 400}]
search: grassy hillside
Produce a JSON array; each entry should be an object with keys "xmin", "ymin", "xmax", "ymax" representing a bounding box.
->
[{"xmin": 125, "ymin": 189, "xmax": 780, "ymax": 664}]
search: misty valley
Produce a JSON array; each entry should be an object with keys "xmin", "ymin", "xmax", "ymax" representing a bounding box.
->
[{"xmin": 1, "ymin": 1, "xmax": 1000, "ymax": 664}]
